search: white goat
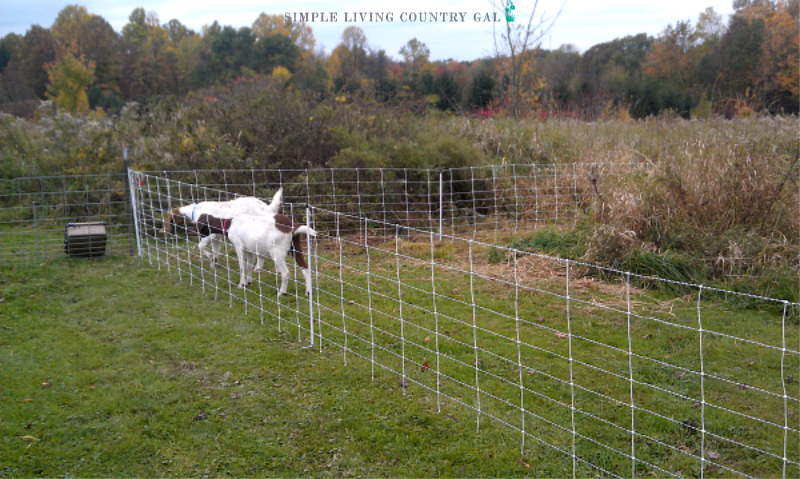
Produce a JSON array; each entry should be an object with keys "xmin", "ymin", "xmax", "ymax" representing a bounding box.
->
[
  {"xmin": 159, "ymin": 189, "xmax": 283, "ymax": 269},
  {"xmin": 195, "ymin": 212, "xmax": 317, "ymax": 297}
]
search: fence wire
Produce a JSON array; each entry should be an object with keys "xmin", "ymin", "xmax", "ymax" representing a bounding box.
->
[
  {"xmin": 151, "ymin": 163, "xmax": 648, "ymax": 238},
  {"xmin": 0, "ymin": 173, "xmax": 133, "ymax": 263},
  {"xmin": 130, "ymin": 170, "xmax": 800, "ymax": 479}
]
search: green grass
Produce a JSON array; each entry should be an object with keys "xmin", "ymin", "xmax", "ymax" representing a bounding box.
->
[
  {"xmin": 0, "ymin": 255, "xmax": 565, "ymax": 477},
  {"xmin": 1, "ymin": 236, "xmax": 798, "ymax": 478}
]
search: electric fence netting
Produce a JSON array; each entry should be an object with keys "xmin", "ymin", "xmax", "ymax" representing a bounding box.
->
[
  {"xmin": 128, "ymin": 166, "xmax": 800, "ymax": 479},
  {"xmin": 0, "ymin": 173, "xmax": 133, "ymax": 263}
]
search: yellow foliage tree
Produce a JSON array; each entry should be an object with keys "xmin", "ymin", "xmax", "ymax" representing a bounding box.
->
[
  {"xmin": 51, "ymin": 4, "xmax": 91, "ymax": 53},
  {"xmin": 45, "ymin": 52, "xmax": 95, "ymax": 113},
  {"xmin": 252, "ymin": 13, "xmax": 315, "ymax": 52},
  {"xmin": 494, "ymin": 51, "xmax": 547, "ymax": 118},
  {"xmin": 271, "ymin": 65, "xmax": 292, "ymax": 81}
]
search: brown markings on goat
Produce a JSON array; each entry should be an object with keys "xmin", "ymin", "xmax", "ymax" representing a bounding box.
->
[
  {"xmin": 292, "ymin": 234, "xmax": 308, "ymax": 268},
  {"xmin": 274, "ymin": 214, "xmax": 295, "ymax": 234},
  {"xmin": 273, "ymin": 213, "xmax": 310, "ymax": 269},
  {"xmin": 160, "ymin": 208, "xmax": 196, "ymax": 236},
  {"xmin": 195, "ymin": 214, "xmax": 230, "ymax": 238}
]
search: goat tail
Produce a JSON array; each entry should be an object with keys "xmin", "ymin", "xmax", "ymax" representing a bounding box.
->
[
  {"xmin": 293, "ymin": 225, "xmax": 317, "ymax": 237},
  {"xmin": 267, "ymin": 187, "xmax": 283, "ymax": 214}
]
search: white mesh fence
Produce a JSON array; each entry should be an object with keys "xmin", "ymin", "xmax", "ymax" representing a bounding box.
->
[
  {"xmin": 131, "ymin": 170, "xmax": 799, "ymax": 478},
  {"xmin": 152, "ymin": 163, "xmax": 648, "ymax": 238},
  {"xmin": 0, "ymin": 173, "xmax": 134, "ymax": 263}
]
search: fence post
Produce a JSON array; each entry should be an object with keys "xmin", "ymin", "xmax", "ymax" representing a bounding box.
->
[
  {"xmin": 123, "ymin": 148, "xmax": 136, "ymax": 257},
  {"xmin": 306, "ymin": 206, "xmax": 315, "ymax": 348},
  {"xmin": 438, "ymin": 171, "xmax": 443, "ymax": 240},
  {"xmin": 32, "ymin": 201, "xmax": 40, "ymax": 261}
]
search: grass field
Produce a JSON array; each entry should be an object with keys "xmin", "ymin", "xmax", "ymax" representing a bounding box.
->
[
  {"xmin": 3, "ymin": 229, "xmax": 797, "ymax": 477},
  {"xmin": 1, "ymin": 255, "xmax": 569, "ymax": 477}
]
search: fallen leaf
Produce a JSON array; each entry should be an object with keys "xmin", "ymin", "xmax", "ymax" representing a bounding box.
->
[
  {"xmin": 424, "ymin": 336, "xmax": 432, "ymax": 342},
  {"xmin": 21, "ymin": 436, "xmax": 38, "ymax": 441},
  {"xmin": 421, "ymin": 361, "xmax": 429, "ymax": 372},
  {"xmin": 642, "ymin": 334, "xmax": 653, "ymax": 339},
  {"xmin": 554, "ymin": 332, "xmax": 568, "ymax": 339},
  {"xmin": 41, "ymin": 382, "xmax": 52, "ymax": 387},
  {"xmin": 487, "ymin": 451, "xmax": 494, "ymax": 458},
  {"xmin": 347, "ymin": 300, "xmax": 355, "ymax": 305},
  {"xmin": 705, "ymin": 450, "xmax": 721, "ymax": 460},
  {"xmin": 692, "ymin": 402, "xmax": 701, "ymax": 408},
  {"xmin": 233, "ymin": 380, "xmax": 241, "ymax": 386},
  {"xmin": 193, "ymin": 411, "xmax": 208, "ymax": 421},
  {"xmin": 230, "ymin": 393, "xmax": 240, "ymax": 400},
  {"xmin": 398, "ymin": 379, "xmax": 408, "ymax": 388},
  {"xmin": 674, "ymin": 371, "xmax": 687, "ymax": 379},
  {"xmin": 22, "ymin": 398, "xmax": 33, "ymax": 403},
  {"xmin": 451, "ymin": 328, "xmax": 458, "ymax": 334},
  {"xmin": 222, "ymin": 372, "xmax": 230, "ymax": 381},
  {"xmin": 519, "ymin": 458, "xmax": 530, "ymax": 468},
  {"xmin": 536, "ymin": 316, "xmax": 544, "ymax": 323},
  {"xmin": 748, "ymin": 361, "xmax": 755, "ymax": 366},
  {"xmin": 443, "ymin": 330, "xmax": 450, "ymax": 336},
  {"xmin": 475, "ymin": 360, "xmax": 483, "ymax": 367},
  {"xmin": 217, "ymin": 412, "xmax": 227, "ymax": 417}
]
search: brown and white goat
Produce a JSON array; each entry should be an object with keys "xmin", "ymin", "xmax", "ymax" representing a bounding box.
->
[
  {"xmin": 195, "ymin": 212, "xmax": 316, "ymax": 297},
  {"xmin": 159, "ymin": 190, "xmax": 283, "ymax": 268}
]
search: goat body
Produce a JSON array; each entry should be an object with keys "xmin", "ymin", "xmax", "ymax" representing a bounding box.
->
[
  {"xmin": 195, "ymin": 212, "xmax": 317, "ymax": 297},
  {"xmin": 159, "ymin": 189, "xmax": 283, "ymax": 268}
]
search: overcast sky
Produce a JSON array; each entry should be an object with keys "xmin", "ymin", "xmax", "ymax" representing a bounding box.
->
[{"xmin": 2, "ymin": 1, "xmax": 736, "ymax": 61}]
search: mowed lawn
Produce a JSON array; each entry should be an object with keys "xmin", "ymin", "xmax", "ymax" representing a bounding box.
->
[{"xmin": 0, "ymin": 255, "xmax": 556, "ymax": 478}]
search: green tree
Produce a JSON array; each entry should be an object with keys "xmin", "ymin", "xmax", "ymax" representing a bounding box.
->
[
  {"xmin": 467, "ymin": 60, "xmax": 496, "ymax": 110},
  {"xmin": 20, "ymin": 26, "xmax": 58, "ymax": 99},
  {"xmin": 719, "ymin": 14, "xmax": 766, "ymax": 95}
]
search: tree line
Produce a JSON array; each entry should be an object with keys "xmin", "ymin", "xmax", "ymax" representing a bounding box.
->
[{"xmin": 0, "ymin": 0, "xmax": 797, "ymax": 120}]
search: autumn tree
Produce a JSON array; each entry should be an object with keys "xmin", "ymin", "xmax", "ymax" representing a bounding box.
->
[
  {"xmin": 252, "ymin": 13, "xmax": 315, "ymax": 53},
  {"xmin": 399, "ymin": 38, "xmax": 430, "ymax": 80},
  {"xmin": 329, "ymin": 26, "xmax": 369, "ymax": 92},
  {"xmin": 51, "ymin": 5, "xmax": 91, "ymax": 53},
  {"xmin": 491, "ymin": 0, "xmax": 563, "ymax": 120},
  {"xmin": 45, "ymin": 51, "xmax": 95, "ymax": 113},
  {"xmin": 756, "ymin": 1, "xmax": 799, "ymax": 112},
  {"xmin": 119, "ymin": 9, "xmax": 178, "ymax": 99}
]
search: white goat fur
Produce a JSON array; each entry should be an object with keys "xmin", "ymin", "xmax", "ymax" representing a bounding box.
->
[
  {"xmin": 227, "ymin": 214, "xmax": 317, "ymax": 296},
  {"xmin": 164, "ymin": 189, "xmax": 283, "ymax": 269}
]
